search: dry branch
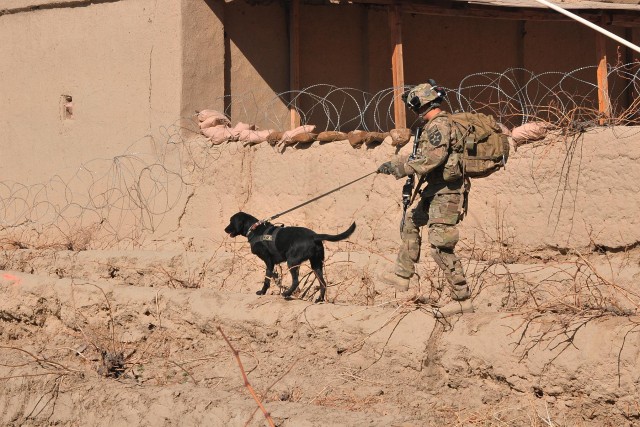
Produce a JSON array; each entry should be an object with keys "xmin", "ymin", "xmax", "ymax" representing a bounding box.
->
[{"xmin": 217, "ymin": 326, "xmax": 275, "ymax": 427}]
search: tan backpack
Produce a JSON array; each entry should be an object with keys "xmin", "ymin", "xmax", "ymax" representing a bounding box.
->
[{"xmin": 448, "ymin": 112, "xmax": 510, "ymax": 178}]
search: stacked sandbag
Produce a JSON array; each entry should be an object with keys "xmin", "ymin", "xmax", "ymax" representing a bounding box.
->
[
  {"xmin": 267, "ymin": 131, "xmax": 285, "ymax": 146},
  {"xmin": 279, "ymin": 125, "xmax": 317, "ymax": 146},
  {"xmin": 198, "ymin": 110, "xmax": 231, "ymax": 128},
  {"xmin": 362, "ymin": 131, "xmax": 388, "ymax": 146},
  {"xmin": 346, "ymin": 130, "xmax": 388, "ymax": 148},
  {"xmin": 198, "ymin": 110, "xmax": 232, "ymax": 145},
  {"xmin": 239, "ymin": 129, "xmax": 273, "ymax": 147},
  {"xmin": 389, "ymin": 128, "xmax": 411, "ymax": 147},
  {"xmin": 202, "ymin": 125, "xmax": 234, "ymax": 145},
  {"xmin": 197, "ymin": 109, "xmax": 273, "ymax": 146},
  {"xmin": 511, "ymin": 121, "xmax": 550, "ymax": 147},
  {"xmin": 196, "ymin": 108, "xmax": 436, "ymax": 152},
  {"xmin": 202, "ymin": 122, "xmax": 256, "ymax": 146},
  {"xmin": 347, "ymin": 130, "xmax": 367, "ymax": 148},
  {"xmin": 228, "ymin": 122, "xmax": 274, "ymax": 146},
  {"xmin": 316, "ymin": 131, "xmax": 348, "ymax": 143}
]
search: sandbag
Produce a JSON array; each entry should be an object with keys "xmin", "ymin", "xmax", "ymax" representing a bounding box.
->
[
  {"xmin": 228, "ymin": 122, "xmax": 255, "ymax": 140},
  {"xmin": 279, "ymin": 125, "xmax": 316, "ymax": 146},
  {"xmin": 238, "ymin": 129, "xmax": 272, "ymax": 146},
  {"xmin": 390, "ymin": 128, "xmax": 411, "ymax": 147},
  {"xmin": 197, "ymin": 109, "xmax": 230, "ymax": 126},
  {"xmin": 347, "ymin": 130, "xmax": 366, "ymax": 148},
  {"xmin": 290, "ymin": 132, "xmax": 318, "ymax": 144},
  {"xmin": 362, "ymin": 132, "xmax": 388, "ymax": 146},
  {"xmin": 511, "ymin": 122, "xmax": 549, "ymax": 145},
  {"xmin": 202, "ymin": 125, "xmax": 233, "ymax": 145},
  {"xmin": 316, "ymin": 131, "xmax": 348, "ymax": 142},
  {"xmin": 267, "ymin": 131, "xmax": 284, "ymax": 146},
  {"xmin": 200, "ymin": 114, "xmax": 230, "ymax": 129}
]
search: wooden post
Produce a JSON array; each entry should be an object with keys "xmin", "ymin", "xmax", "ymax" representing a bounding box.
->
[
  {"xmin": 625, "ymin": 28, "xmax": 634, "ymax": 114},
  {"xmin": 289, "ymin": 0, "xmax": 301, "ymax": 130},
  {"xmin": 389, "ymin": 3, "xmax": 406, "ymax": 129},
  {"xmin": 596, "ymin": 33, "xmax": 611, "ymax": 125}
]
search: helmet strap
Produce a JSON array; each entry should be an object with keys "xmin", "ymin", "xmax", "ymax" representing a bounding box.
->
[{"xmin": 419, "ymin": 100, "xmax": 441, "ymax": 115}]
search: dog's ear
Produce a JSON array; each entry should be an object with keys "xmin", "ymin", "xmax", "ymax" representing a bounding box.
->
[{"xmin": 233, "ymin": 214, "xmax": 243, "ymax": 233}]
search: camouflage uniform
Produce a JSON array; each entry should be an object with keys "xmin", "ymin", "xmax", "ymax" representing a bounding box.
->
[{"xmin": 392, "ymin": 111, "xmax": 471, "ymax": 300}]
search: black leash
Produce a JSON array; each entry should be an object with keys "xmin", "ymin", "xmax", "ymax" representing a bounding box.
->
[{"xmin": 253, "ymin": 171, "xmax": 377, "ymax": 228}]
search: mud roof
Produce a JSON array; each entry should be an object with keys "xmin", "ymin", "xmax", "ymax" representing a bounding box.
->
[
  {"xmin": 466, "ymin": 0, "xmax": 640, "ymax": 11},
  {"xmin": 323, "ymin": 0, "xmax": 640, "ymax": 26},
  {"xmin": 231, "ymin": 0, "xmax": 640, "ymax": 8}
]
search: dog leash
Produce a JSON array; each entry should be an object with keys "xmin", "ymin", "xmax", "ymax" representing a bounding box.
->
[{"xmin": 249, "ymin": 170, "xmax": 377, "ymax": 233}]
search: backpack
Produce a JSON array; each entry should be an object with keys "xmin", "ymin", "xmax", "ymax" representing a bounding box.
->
[{"xmin": 448, "ymin": 112, "xmax": 510, "ymax": 178}]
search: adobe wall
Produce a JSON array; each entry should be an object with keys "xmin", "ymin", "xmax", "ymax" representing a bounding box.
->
[
  {"xmin": 0, "ymin": 0, "xmax": 183, "ymax": 184},
  {"xmin": 1, "ymin": 0, "xmax": 637, "ymax": 208},
  {"xmin": 176, "ymin": 127, "xmax": 640, "ymax": 255}
]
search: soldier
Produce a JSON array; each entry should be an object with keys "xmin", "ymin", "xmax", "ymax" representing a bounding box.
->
[{"xmin": 377, "ymin": 80, "xmax": 473, "ymax": 318}]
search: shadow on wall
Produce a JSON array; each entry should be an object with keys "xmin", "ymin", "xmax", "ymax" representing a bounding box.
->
[
  {"xmin": 213, "ymin": 0, "xmax": 290, "ymax": 129},
  {"xmin": 210, "ymin": 0, "xmax": 397, "ymax": 132}
]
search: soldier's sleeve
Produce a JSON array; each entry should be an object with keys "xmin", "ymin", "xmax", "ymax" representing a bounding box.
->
[{"xmin": 404, "ymin": 117, "xmax": 451, "ymax": 176}]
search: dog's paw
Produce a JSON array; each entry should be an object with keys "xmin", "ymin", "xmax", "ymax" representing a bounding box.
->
[
  {"xmin": 282, "ymin": 292, "xmax": 293, "ymax": 299},
  {"xmin": 256, "ymin": 290, "xmax": 266, "ymax": 295},
  {"xmin": 314, "ymin": 297, "xmax": 325, "ymax": 304}
]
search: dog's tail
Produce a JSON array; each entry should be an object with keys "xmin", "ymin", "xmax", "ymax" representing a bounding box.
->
[{"xmin": 314, "ymin": 222, "xmax": 356, "ymax": 242}]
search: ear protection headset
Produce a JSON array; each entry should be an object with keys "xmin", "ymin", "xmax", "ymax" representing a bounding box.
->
[{"xmin": 402, "ymin": 80, "xmax": 447, "ymax": 113}]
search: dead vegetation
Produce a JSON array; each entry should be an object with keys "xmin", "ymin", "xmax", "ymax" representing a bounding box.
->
[{"xmin": 1, "ymin": 247, "xmax": 638, "ymax": 426}]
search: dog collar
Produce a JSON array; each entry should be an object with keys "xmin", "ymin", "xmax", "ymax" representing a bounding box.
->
[{"xmin": 246, "ymin": 220, "xmax": 264, "ymax": 239}]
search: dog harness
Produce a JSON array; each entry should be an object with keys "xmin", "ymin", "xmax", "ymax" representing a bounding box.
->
[{"xmin": 248, "ymin": 224, "xmax": 283, "ymax": 256}]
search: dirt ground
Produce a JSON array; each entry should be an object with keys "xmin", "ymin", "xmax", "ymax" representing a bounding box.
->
[
  {"xmin": 2, "ymin": 130, "xmax": 640, "ymax": 426},
  {"xmin": 1, "ymin": 245, "xmax": 640, "ymax": 426}
]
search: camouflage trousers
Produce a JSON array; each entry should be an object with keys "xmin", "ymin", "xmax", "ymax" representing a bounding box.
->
[{"xmin": 395, "ymin": 192, "xmax": 470, "ymax": 300}]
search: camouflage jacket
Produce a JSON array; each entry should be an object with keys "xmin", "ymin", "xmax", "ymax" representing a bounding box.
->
[{"xmin": 396, "ymin": 111, "xmax": 470, "ymax": 197}]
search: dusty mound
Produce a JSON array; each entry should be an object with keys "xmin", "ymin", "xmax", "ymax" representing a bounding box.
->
[{"xmin": 1, "ymin": 247, "xmax": 639, "ymax": 426}]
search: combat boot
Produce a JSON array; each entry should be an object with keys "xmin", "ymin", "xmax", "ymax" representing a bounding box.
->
[
  {"xmin": 379, "ymin": 271, "xmax": 412, "ymax": 292},
  {"xmin": 451, "ymin": 280, "xmax": 471, "ymax": 300},
  {"xmin": 433, "ymin": 299, "xmax": 474, "ymax": 318}
]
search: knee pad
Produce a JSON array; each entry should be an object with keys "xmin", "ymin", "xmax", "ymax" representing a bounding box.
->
[
  {"xmin": 428, "ymin": 224, "xmax": 459, "ymax": 250},
  {"xmin": 430, "ymin": 246, "xmax": 449, "ymax": 271}
]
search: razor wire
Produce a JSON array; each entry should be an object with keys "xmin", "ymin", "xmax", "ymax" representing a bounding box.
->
[
  {"xmin": 223, "ymin": 63, "xmax": 640, "ymax": 132},
  {"xmin": 1, "ymin": 65, "xmax": 639, "ymax": 250}
]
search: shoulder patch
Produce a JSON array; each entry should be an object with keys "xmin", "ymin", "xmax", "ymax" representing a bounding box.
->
[{"xmin": 427, "ymin": 127, "xmax": 443, "ymax": 146}]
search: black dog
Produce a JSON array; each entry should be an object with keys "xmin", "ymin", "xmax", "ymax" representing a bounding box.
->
[{"xmin": 224, "ymin": 212, "xmax": 356, "ymax": 302}]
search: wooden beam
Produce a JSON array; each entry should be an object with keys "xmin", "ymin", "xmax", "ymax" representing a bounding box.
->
[
  {"xmin": 345, "ymin": 0, "xmax": 640, "ymax": 27},
  {"xmin": 404, "ymin": 2, "xmax": 563, "ymax": 21},
  {"xmin": 289, "ymin": 0, "xmax": 301, "ymax": 130},
  {"xmin": 595, "ymin": 32, "xmax": 611, "ymax": 125},
  {"xmin": 389, "ymin": 3, "xmax": 406, "ymax": 129}
]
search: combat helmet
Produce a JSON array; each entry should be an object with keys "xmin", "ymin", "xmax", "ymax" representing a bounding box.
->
[{"xmin": 402, "ymin": 79, "xmax": 446, "ymax": 113}]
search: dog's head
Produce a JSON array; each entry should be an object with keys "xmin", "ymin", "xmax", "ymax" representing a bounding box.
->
[{"xmin": 224, "ymin": 212, "xmax": 259, "ymax": 238}]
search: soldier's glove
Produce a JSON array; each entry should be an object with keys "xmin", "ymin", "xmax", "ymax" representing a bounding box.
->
[
  {"xmin": 377, "ymin": 162, "xmax": 395, "ymax": 175},
  {"xmin": 393, "ymin": 163, "xmax": 411, "ymax": 179},
  {"xmin": 377, "ymin": 161, "xmax": 411, "ymax": 179}
]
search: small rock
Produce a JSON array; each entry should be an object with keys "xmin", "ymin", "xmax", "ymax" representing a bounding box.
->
[{"xmin": 279, "ymin": 391, "xmax": 291, "ymax": 401}]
